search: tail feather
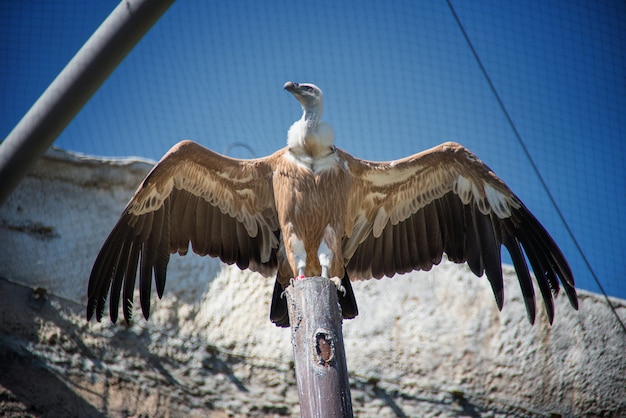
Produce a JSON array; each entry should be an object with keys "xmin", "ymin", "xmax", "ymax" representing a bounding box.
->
[
  {"xmin": 270, "ymin": 278, "xmax": 290, "ymax": 327},
  {"xmin": 339, "ymin": 274, "xmax": 359, "ymax": 320},
  {"xmin": 270, "ymin": 271, "xmax": 358, "ymax": 327}
]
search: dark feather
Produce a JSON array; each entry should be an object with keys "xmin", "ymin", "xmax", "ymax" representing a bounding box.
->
[
  {"xmin": 371, "ymin": 230, "xmax": 385, "ymax": 279},
  {"xmin": 220, "ymin": 214, "xmax": 238, "ymax": 264},
  {"xmin": 270, "ymin": 277, "xmax": 289, "ymax": 327},
  {"xmin": 88, "ymin": 220, "xmax": 131, "ymax": 321},
  {"xmin": 340, "ymin": 273, "xmax": 359, "ymax": 319},
  {"xmin": 424, "ymin": 202, "xmax": 443, "ymax": 265},
  {"xmin": 382, "ymin": 223, "xmax": 396, "ymax": 278},
  {"xmin": 442, "ymin": 193, "xmax": 465, "ymax": 262},
  {"xmin": 192, "ymin": 197, "xmax": 209, "ymax": 255},
  {"xmin": 109, "ymin": 236, "xmax": 133, "ymax": 323},
  {"xmin": 349, "ymin": 232, "xmax": 374, "ymax": 278},
  {"xmin": 168, "ymin": 188, "xmax": 187, "ymax": 252},
  {"xmin": 402, "ymin": 215, "xmax": 420, "ymax": 271},
  {"xmin": 178, "ymin": 194, "xmax": 197, "ymax": 255},
  {"xmin": 518, "ymin": 230, "xmax": 556, "ymax": 324},
  {"xmin": 122, "ymin": 239, "xmax": 141, "ymax": 323},
  {"xmin": 139, "ymin": 240, "xmax": 154, "ymax": 320},
  {"xmin": 208, "ymin": 205, "xmax": 223, "ymax": 259},
  {"xmin": 392, "ymin": 224, "xmax": 411, "ymax": 274},
  {"xmin": 235, "ymin": 222, "xmax": 250, "ymax": 269},
  {"xmin": 395, "ymin": 220, "xmax": 411, "ymax": 274},
  {"xmin": 154, "ymin": 199, "xmax": 170, "ymax": 298},
  {"xmin": 520, "ymin": 209, "xmax": 577, "ymax": 309},
  {"xmin": 140, "ymin": 211, "xmax": 155, "ymax": 243},
  {"xmin": 464, "ymin": 204, "xmax": 483, "ymax": 277},
  {"xmin": 411, "ymin": 209, "xmax": 430, "ymax": 270},
  {"xmin": 502, "ymin": 233, "xmax": 536, "ymax": 324},
  {"xmin": 138, "ymin": 206, "xmax": 164, "ymax": 319},
  {"xmin": 246, "ymin": 224, "xmax": 263, "ymax": 267},
  {"xmin": 476, "ymin": 212, "xmax": 503, "ymax": 310}
]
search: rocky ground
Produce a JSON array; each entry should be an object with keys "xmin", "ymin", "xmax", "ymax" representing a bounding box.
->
[{"xmin": 1, "ymin": 266, "xmax": 625, "ymax": 417}]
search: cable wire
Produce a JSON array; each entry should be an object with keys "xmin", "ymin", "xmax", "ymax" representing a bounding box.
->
[{"xmin": 445, "ymin": 0, "xmax": 626, "ymax": 334}]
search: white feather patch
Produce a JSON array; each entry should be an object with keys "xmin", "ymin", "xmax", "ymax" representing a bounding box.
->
[
  {"xmin": 128, "ymin": 180, "xmax": 173, "ymax": 215},
  {"xmin": 317, "ymin": 239, "xmax": 332, "ymax": 276},
  {"xmin": 453, "ymin": 175, "xmax": 519, "ymax": 219},
  {"xmin": 372, "ymin": 208, "xmax": 388, "ymax": 238},
  {"xmin": 313, "ymin": 152, "xmax": 339, "ymax": 174},
  {"xmin": 485, "ymin": 184, "xmax": 511, "ymax": 218},
  {"xmin": 453, "ymin": 175, "xmax": 474, "ymax": 205},
  {"xmin": 284, "ymin": 150, "xmax": 313, "ymax": 170},
  {"xmin": 290, "ymin": 233, "xmax": 307, "ymax": 273},
  {"xmin": 363, "ymin": 166, "xmax": 417, "ymax": 187}
]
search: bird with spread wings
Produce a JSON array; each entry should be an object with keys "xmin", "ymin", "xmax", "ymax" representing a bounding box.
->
[{"xmin": 87, "ymin": 81, "xmax": 578, "ymax": 327}]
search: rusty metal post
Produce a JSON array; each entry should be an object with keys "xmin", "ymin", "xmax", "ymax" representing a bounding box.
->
[{"xmin": 285, "ymin": 277, "xmax": 353, "ymax": 417}]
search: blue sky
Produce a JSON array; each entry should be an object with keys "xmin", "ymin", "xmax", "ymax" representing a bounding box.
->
[{"xmin": 2, "ymin": 1, "xmax": 625, "ymax": 299}]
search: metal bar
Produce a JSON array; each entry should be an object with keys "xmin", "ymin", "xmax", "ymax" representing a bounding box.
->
[
  {"xmin": 286, "ymin": 277, "xmax": 353, "ymax": 417},
  {"xmin": 0, "ymin": 0, "xmax": 175, "ymax": 205}
]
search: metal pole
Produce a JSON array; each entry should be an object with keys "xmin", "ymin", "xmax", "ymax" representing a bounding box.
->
[
  {"xmin": 286, "ymin": 277, "xmax": 353, "ymax": 417},
  {"xmin": 0, "ymin": 0, "xmax": 174, "ymax": 205}
]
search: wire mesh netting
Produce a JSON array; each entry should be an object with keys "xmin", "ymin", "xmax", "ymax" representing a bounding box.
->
[{"xmin": 2, "ymin": 0, "xmax": 625, "ymax": 303}]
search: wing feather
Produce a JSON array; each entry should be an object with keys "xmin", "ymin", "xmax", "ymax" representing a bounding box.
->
[
  {"xmin": 178, "ymin": 195, "xmax": 197, "ymax": 256},
  {"xmin": 87, "ymin": 140, "xmax": 280, "ymax": 323},
  {"xmin": 235, "ymin": 222, "xmax": 250, "ymax": 270},
  {"xmin": 342, "ymin": 142, "xmax": 577, "ymax": 323},
  {"xmin": 169, "ymin": 187, "xmax": 188, "ymax": 252},
  {"xmin": 108, "ymin": 234, "xmax": 131, "ymax": 323},
  {"xmin": 464, "ymin": 204, "xmax": 484, "ymax": 277},
  {"xmin": 411, "ymin": 207, "xmax": 430, "ymax": 270},
  {"xmin": 207, "ymin": 203, "xmax": 223, "ymax": 258},
  {"xmin": 424, "ymin": 202, "xmax": 443, "ymax": 265},
  {"xmin": 382, "ymin": 223, "xmax": 396, "ymax": 278},
  {"xmin": 122, "ymin": 239, "xmax": 141, "ymax": 322},
  {"xmin": 371, "ymin": 231, "xmax": 385, "ymax": 279},
  {"xmin": 402, "ymin": 215, "xmax": 420, "ymax": 271},
  {"xmin": 139, "ymin": 205, "xmax": 164, "ymax": 319},
  {"xmin": 139, "ymin": 240, "xmax": 153, "ymax": 319},
  {"xmin": 193, "ymin": 195, "xmax": 209, "ymax": 255},
  {"xmin": 477, "ymin": 212, "xmax": 503, "ymax": 309},
  {"xmin": 154, "ymin": 198, "xmax": 170, "ymax": 298},
  {"xmin": 395, "ymin": 221, "xmax": 411, "ymax": 273},
  {"xmin": 518, "ymin": 230, "xmax": 556, "ymax": 324},
  {"xmin": 442, "ymin": 193, "xmax": 466, "ymax": 262},
  {"xmin": 502, "ymin": 233, "xmax": 536, "ymax": 324},
  {"xmin": 220, "ymin": 213, "xmax": 238, "ymax": 265}
]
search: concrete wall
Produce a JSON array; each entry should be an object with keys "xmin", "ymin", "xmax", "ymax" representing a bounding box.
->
[{"xmin": 1, "ymin": 148, "xmax": 624, "ymax": 417}]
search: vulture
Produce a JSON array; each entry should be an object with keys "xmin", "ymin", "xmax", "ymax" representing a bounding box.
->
[{"xmin": 87, "ymin": 81, "xmax": 578, "ymax": 327}]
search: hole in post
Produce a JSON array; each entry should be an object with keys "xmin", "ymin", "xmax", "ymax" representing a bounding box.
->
[{"xmin": 314, "ymin": 330, "xmax": 335, "ymax": 366}]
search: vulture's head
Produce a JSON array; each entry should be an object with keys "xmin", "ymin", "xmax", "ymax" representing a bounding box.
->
[{"xmin": 284, "ymin": 81, "xmax": 324, "ymax": 115}]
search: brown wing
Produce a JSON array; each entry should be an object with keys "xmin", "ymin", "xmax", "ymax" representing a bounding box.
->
[
  {"xmin": 87, "ymin": 140, "xmax": 280, "ymax": 323},
  {"xmin": 342, "ymin": 142, "xmax": 577, "ymax": 324}
]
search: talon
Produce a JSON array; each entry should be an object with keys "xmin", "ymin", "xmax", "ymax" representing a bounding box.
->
[
  {"xmin": 338, "ymin": 285, "xmax": 346, "ymax": 297},
  {"xmin": 330, "ymin": 277, "xmax": 346, "ymax": 296}
]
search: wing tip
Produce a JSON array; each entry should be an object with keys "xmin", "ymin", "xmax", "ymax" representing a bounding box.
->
[
  {"xmin": 507, "ymin": 203, "xmax": 578, "ymax": 324},
  {"xmin": 525, "ymin": 304, "xmax": 536, "ymax": 325},
  {"xmin": 86, "ymin": 301, "xmax": 96, "ymax": 322}
]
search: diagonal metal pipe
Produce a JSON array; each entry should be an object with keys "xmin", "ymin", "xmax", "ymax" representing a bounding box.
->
[{"xmin": 0, "ymin": 0, "xmax": 174, "ymax": 205}]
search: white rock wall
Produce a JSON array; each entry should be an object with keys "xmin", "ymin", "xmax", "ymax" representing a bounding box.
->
[{"xmin": 1, "ymin": 148, "xmax": 624, "ymax": 417}]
